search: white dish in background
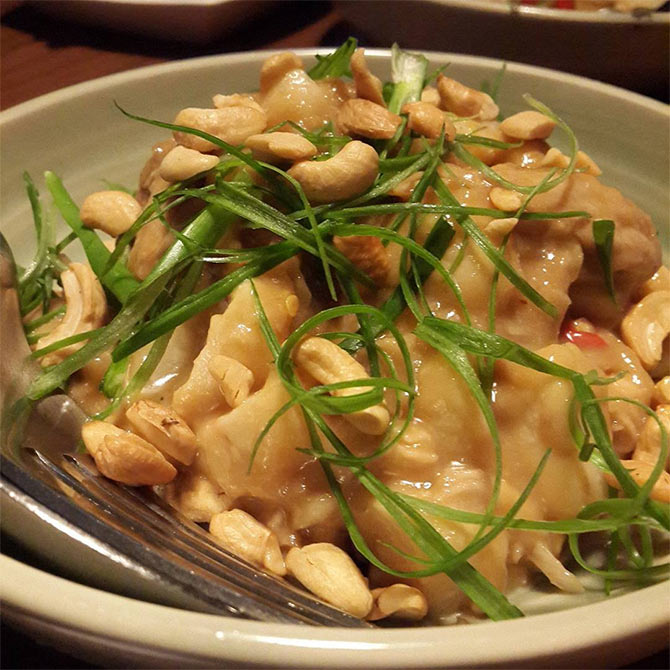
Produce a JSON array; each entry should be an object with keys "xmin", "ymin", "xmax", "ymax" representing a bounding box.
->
[
  {"xmin": 28, "ymin": 0, "xmax": 270, "ymax": 42},
  {"xmin": 337, "ymin": 0, "xmax": 670, "ymax": 99},
  {"xmin": 0, "ymin": 49, "xmax": 668, "ymax": 668}
]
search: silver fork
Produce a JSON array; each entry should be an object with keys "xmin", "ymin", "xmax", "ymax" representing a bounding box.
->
[{"xmin": 0, "ymin": 233, "xmax": 370, "ymax": 627}]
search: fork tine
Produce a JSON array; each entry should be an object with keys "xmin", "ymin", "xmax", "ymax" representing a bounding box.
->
[
  {"xmin": 6, "ymin": 449, "xmax": 371, "ymax": 627},
  {"xmin": 1, "ymin": 234, "xmax": 371, "ymax": 627}
]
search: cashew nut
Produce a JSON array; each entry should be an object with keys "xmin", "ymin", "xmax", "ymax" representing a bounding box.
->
[
  {"xmin": 402, "ymin": 101, "xmax": 456, "ymax": 140},
  {"xmin": 489, "ymin": 186, "xmax": 524, "ymax": 212},
  {"xmin": 653, "ymin": 377, "xmax": 670, "ymax": 406},
  {"xmin": 639, "ymin": 265, "xmax": 670, "ymax": 297},
  {"xmin": 285, "ymin": 543, "xmax": 373, "ymax": 618},
  {"xmin": 621, "ymin": 291, "xmax": 670, "ymax": 370},
  {"xmin": 350, "ymin": 48, "xmax": 385, "ymax": 106},
  {"xmin": 212, "ymin": 93, "xmax": 265, "ymax": 114},
  {"xmin": 35, "ymin": 263, "xmax": 107, "ymax": 367},
  {"xmin": 293, "ymin": 336, "xmax": 390, "ymax": 435},
  {"xmin": 367, "ymin": 584, "xmax": 428, "ymax": 621},
  {"xmin": 80, "ymin": 191, "xmax": 142, "ymax": 237},
  {"xmin": 125, "ymin": 399, "xmax": 197, "ymax": 466},
  {"xmin": 604, "ymin": 459, "xmax": 670, "ymax": 503},
  {"xmin": 633, "ymin": 405, "xmax": 670, "ymax": 469},
  {"xmin": 173, "ymin": 106, "xmax": 267, "ymax": 153},
  {"xmin": 158, "ymin": 145, "xmax": 219, "ymax": 182},
  {"xmin": 420, "ymin": 85, "xmax": 441, "ymax": 107},
  {"xmin": 244, "ymin": 132, "xmax": 317, "ymax": 164},
  {"xmin": 540, "ymin": 147, "xmax": 602, "ymax": 177},
  {"xmin": 333, "ymin": 234, "xmax": 390, "ymax": 286},
  {"xmin": 287, "ymin": 140, "xmax": 379, "ymax": 203},
  {"xmin": 500, "ymin": 110, "xmax": 556, "ymax": 140},
  {"xmin": 137, "ymin": 139, "xmax": 175, "ymax": 205},
  {"xmin": 81, "ymin": 420, "xmax": 177, "ymax": 486},
  {"xmin": 260, "ymin": 52, "xmax": 304, "ymax": 94},
  {"xmin": 127, "ymin": 218, "xmax": 174, "ymax": 281},
  {"xmin": 207, "ymin": 354, "xmax": 254, "ymax": 408},
  {"xmin": 336, "ymin": 99, "xmax": 401, "ymax": 140},
  {"xmin": 209, "ymin": 509, "xmax": 286, "ymax": 576},
  {"xmin": 437, "ymin": 74, "xmax": 499, "ymax": 121}
]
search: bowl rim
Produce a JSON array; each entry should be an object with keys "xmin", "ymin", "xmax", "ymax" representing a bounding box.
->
[
  {"xmin": 2, "ymin": 554, "xmax": 669, "ymax": 667},
  {"xmin": 0, "ymin": 47, "xmax": 668, "ymax": 668},
  {"xmin": 427, "ymin": 0, "xmax": 670, "ymax": 24},
  {"xmin": 1, "ymin": 47, "xmax": 668, "ymax": 122}
]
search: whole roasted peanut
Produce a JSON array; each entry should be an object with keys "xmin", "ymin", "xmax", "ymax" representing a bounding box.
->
[
  {"xmin": 633, "ymin": 405, "xmax": 670, "ymax": 469},
  {"xmin": 402, "ymin": 101, "xmax": 456, "ymax": 140},
  {"xmin": 244, "ymin": 132, "xmax": 317, "ymax": 164},
  {"xmin": 80, "ymin": 191, "xmax": 142, "ymax": 237},
  {"xmin": 163, "ymin": 472, "xmax": 229, "ymax": 523},
  {"xmin": 500, "ymin": 110, "xmax": 556, "ymax": 140},
  {"xmin": 604, "ymin": 459, "xmax": 670, "ymax": 503},
  {"xmin": 210, "ymin": 509, "xmax": 286, "ymax": 576},
  {"xmin": 286, "ymin": 543, "xmax": 373, "ymax": 618},
  {"xmin": 260, "ymin": 52, "xmax": 304, "ymax": 94},
  {"xmin": 350, "ymin": 48, "xmax": 385, "ymax": 106},
  {"xmin": 621, "ymin": 291, "xmax": 670, "ymax": 370},
  {"xmin": 333, "ymin": 235, "xmax": 390, "ymax": 286},
  {"xmin": 158, "ymin": 145, "xmax": 219, "ymax": 182},
  {"xmin": 336, "ymin": 99, "xmax": 401, "ymax": 140},
  {"xmin": 35, "ymin": 263, "xmax": 107, "ymax": 367},
  {"xmin": 207, "ymin": 354, "xmax": 254, "ymax": 408},
  {"xmin": 125, "ymin": 399, "xmax": 197, "ymax": 466},
  {"xmin": 437, "ymin": 74, "xmax": 499, "ymax": 121},
  {"xmin": 173, "ymin": 106, "xmax": 267, "ymax": 153},
  {"xmin": 293, "ymin": 336, "xmax": 390, "ymax": 435},
  {"xmin": 82, "ymin": 421, "xmax": 177, "ymax": 486},
  {"xmin": 287, "ymin": 140, "xmax": 379, "ymax": 203},
  {"xmin": 367, "ymin": 584, "xmax": 428, "ymax": 621}
]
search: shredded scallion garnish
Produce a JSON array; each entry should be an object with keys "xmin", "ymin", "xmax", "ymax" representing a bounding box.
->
[{"xmin": 14, "ymin": 41, "xmax": 668, "ymax": 625}]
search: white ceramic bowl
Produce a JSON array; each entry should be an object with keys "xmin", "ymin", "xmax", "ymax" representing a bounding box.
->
[
  {"xmin": 337, "ymin": 0, "xmax": 670, "ymax": 99},
  {"xmin": 1, "ymin": 49, "xmax": 669, "ymax": 669}
]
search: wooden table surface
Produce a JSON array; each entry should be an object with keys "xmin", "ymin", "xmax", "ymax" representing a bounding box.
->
[
  {"xmin": 0, "ymin": 2, "xmax": 668, "ymax": 669},
  {"xmin": 1, "ymin": 0, "xmax": 350, "ymax": 110}
]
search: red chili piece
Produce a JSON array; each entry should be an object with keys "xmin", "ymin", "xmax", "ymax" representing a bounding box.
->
[{"xmin": 560, "ymin": 320, "xmax": 608, "ymax": 349}]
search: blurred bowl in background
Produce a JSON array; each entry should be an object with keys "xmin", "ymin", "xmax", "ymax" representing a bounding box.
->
[
  {"xmin": 27, "ymin": 0, "xmax": 270, "ymax": 43},
  {"xmin": 337, "ymin": 0, "xmax": 669, "ymax": 100}
]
